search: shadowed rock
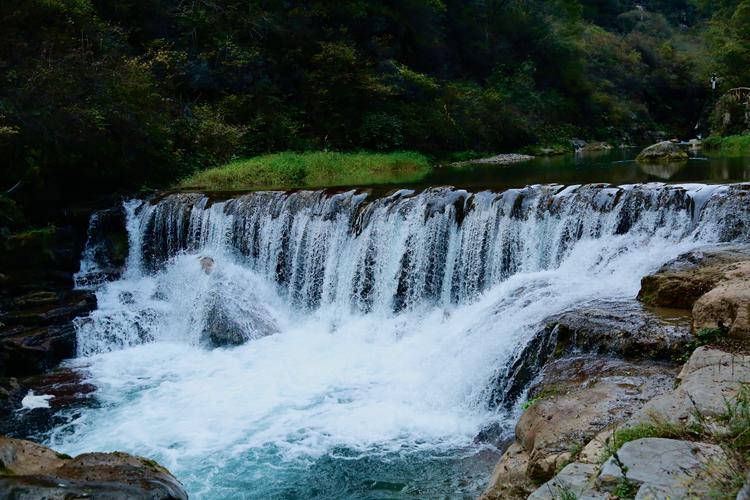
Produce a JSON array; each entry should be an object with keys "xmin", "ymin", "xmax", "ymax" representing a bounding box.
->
[{"xmin": 0, "ymin": 436, "xmax": 187, "ymax": 499}]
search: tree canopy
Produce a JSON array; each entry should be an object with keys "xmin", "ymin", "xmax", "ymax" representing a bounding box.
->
[{"xmin": 1, "ymin": 0, "xmax": 748, "ymax": 215}]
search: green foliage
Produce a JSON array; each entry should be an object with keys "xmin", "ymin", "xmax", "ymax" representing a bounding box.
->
[
  {"xmin": 0, "ymin": 0, "xmax": 744, "ymax": 221},
  {"xmin": 675, "ymin": 326, "xmax": 730, "ymax": 362},
  {"xmin": 704, "ymin": 135, "xmax": 750, "ymax": 155},
  {"xmin": 178, "ymin": 152, "xmax": 432, "ymax": 191},
  {"xmin": 718, "ymin": 384, "xmax": 750, "ymax": 457},
  {"xmin": 613, "ymin": 477, "xmax": 639, "ymax": 499}
]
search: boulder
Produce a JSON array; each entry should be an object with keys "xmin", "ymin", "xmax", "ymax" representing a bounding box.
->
[
  {"xmin": 638, "ymin": 247, "xmax": 750, "ymax": 338},
  {"xmin": 597, "ymin": 438, "xmax": 728, "ymax": 497},
  {"xmin": 0, "ymin": 435, "xmax": 187, "ymax": 499},
  {"xmin": 635, "ymin": 141, "xmax": 689, "ymax": 162},
  {"xmin": 692, "ymin": 260, "xmax": 750, "ymax": 338},
  {"xmin": 481, "ymin": 355, "xmax": 676, "ymax": 498},
  {"xmin": 528, "ymin": 462, "xmax": 602, "ymax": 500},
  {"xmin": 490, "ymin": 300, "xmax": 690, "ymax": 408},
  {"xmin": 632, "ymin": 346, "xmax": 750, "ymax": 425},
  {"xmin": 200, "ymin": 291, "xmax": 279, "ymax": 348}
]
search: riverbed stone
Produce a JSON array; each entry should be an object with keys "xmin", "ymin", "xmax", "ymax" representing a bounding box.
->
[
  {"xmin": 597, "ymin": 438, "xmax": 728, "ymax": 497},
  {"xmin": 635, "ymin": 141, "xmax": 689, "ymax": 162},
  {"xmin": 0, "ymin": 435, "xmax": 187, "ymax": 499}
]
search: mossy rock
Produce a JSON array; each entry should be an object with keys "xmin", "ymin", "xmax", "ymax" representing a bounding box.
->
[{"xmin": 636, "ymin": 141, "xmax": 689, "ymax": 163}]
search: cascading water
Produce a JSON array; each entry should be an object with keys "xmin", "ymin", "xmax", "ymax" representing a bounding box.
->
[{"xmin": 52, "ymin": 183, "xmax": 748, "ymax": 498}]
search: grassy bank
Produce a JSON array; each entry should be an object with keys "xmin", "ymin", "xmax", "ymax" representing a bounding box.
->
[
  {"xmin": 704, "ymin": 135, "xmax": 750, "ymax": 155},
  {"xmin": 178, "ymin": 151, "xmax": 432, "ymax": 191}
]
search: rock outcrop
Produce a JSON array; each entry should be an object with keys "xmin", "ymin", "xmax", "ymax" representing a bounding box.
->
[
  {"xmin": 482, "ymin": 356, "xmax": 676, "ymax": 498},
  {"xmin": 632, "ymin": 346, "xmax": 750, "ymax": 426},
  {"xmin": 0, "ymin": 290, "xmax": 96, "ymax": 377},
  {"xmin": 0, "ymin": 435, "xmax": 187, "ymax": 499},
  {"xmin": 638, "ymin": 247, "xmax": 750, "ymax": 338},
  {"xmin": 597, "ymin": 438, "xmax": 727, "ymax": 498},
  {"xmin": 487, "ymin": 346, "xmax": 750, "ymax": 499},
  {"xmin": 490, "ymin": 300, "xmax": 691, "ymax": 408},
  {"xmin": 635, "ymin": 141, "xmax": 689, "ymax": 162}
]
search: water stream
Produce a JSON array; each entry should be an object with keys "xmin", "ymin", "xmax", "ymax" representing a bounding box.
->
[{"xmin": 49, "ymin": 182, "xmax": 749, "ymax": 498}]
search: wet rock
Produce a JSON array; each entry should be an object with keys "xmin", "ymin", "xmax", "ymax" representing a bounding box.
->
[
  {"xmin": 0, "ymin": 290, "xmax": 96, "ymax": 377},
  {"xmin": 0, "ymin": 323, "xmax": 76, "ymax": 377},
  {"xmin": 597, "ymin": 438, "xmax": 728, "ymax": 497},
  {"xmin": 0, "ymin": 290, "xmax": 96, "ymax": 327},
  {"xmin": 0, "ymin": 435, "xmax": 187, "ymax": 499},
  {"xmin": 0, "ymin": 368, "xmax": 97, "ymax": 437},
  {"xmin": 482, "ymin": 356, "xmax": 676, "ymax": 498},
  {"xmin": 203, "ymin": 301, "xmax": 246, "ymax": 347},
  {"xmin": 490, "ymin": 300, "xmax": 690, "ymax": 408},
  {"xmin": 635, "ymin": 141, "xmax": 689, "ymax": 162},
  {"xmin": 200, "ymin": 256, "xmax": 215, "ymax": 275},
  {"xmin": 631, "ymin": 346, "xmax": 750, "ymax": 426},
  {"xmin": 200, "ymin": 294, "xmax": 279, "ymax": 348}
]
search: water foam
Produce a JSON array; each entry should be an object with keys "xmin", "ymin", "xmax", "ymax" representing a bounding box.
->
[{"xmin": 55, "ymin": 183, "xmax": 749, "ymax": 497}]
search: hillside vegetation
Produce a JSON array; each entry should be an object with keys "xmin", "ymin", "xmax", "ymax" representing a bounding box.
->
[{"xmin": 1, "ymin": 0, "xmax": 749, "ymax": 221}]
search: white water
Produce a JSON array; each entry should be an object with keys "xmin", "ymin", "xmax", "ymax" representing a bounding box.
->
[{"xmin": 51, "ymin": 183, "xmax": 749, "ymax": 498}]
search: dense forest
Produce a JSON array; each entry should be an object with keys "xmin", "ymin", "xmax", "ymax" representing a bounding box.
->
[{"xmin": 1, "ymin": 0, "xmax": 749, "ymax": 221}]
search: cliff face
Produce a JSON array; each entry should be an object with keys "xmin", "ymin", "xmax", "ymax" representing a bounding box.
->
[{"xmin": 482, "ymin": 247, "xmax": 750, "ymax": 499}]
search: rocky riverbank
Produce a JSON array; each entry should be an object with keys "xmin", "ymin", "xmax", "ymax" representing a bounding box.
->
[
  {"xmin": 0, "ymin": 203, "xmax": 185, "ymax": 497},
  {"xmin": 482, "ymin": 246, "xmax": 750, "ymax": 499},
  {"xmin": 0, "ymin": 435, "xmax": 187, "ymax": 499}
]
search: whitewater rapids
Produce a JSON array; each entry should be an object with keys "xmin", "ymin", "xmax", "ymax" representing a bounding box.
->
[{"xmin": 48, "ymin": 183, "xmax": 749, "ymax": 498}]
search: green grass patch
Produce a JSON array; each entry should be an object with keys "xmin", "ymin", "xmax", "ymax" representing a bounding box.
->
[
  {"xmin": 703, "ymin": 135, "xmax": 750, "ymax": 155},
  {"xmin": 177, "ymin": 151, "xmax": 432, "ymax": 191}
]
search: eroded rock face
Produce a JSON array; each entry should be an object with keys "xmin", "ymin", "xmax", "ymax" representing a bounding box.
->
[
  {"xmin": 0, "ymin": 290, "xmax": 96, "ymax": 377},
  {"xmin": 0, "ymin": 436, "xmax": 187, "ymax": 500},
  {"xmin": 635, "ymin": 141, "xmax": 689, "ymax": 162},
  {"xmin": 528, "ymin": 462, "xmax": 601, "ymax": 500},
  {"xmin": 692, "ymin": 260, "xmax": 750, "ymax": 338},
  {"xmin": 638, "ymin": 247, "xmax": 750, "ymax": 339},
  {"xmin": 494, "ymin": 347, "xmax": 750, "ymax": 500},
  {"xmin": 481, "ymin": 356, "xmax": 676, "ymax": 499},
  {"xmin": 490, "ymin": 300, "xmax": 690, "ymax": 408}
]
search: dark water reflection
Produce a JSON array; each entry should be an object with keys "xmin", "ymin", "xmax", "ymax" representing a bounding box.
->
[{"xmin": 414, "ymin": 148, "xmax": 750, "ymax": 192}]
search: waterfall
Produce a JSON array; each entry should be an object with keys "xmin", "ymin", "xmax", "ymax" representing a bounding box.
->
[
  {"xmin": 61, "ymin": 182, "xmax": 750, "ymax": 497},
  {"xmin": 81, "ymin": 183, "xmax": 747, "ymax": 309}
]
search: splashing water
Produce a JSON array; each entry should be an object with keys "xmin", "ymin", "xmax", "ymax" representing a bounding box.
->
[{"xmin": 51, "ymin": 183, "xmax": 749, "ymax": 498}]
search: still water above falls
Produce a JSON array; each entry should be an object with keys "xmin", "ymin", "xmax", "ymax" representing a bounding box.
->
[{"xmin": 53, "ymin": 182, "xmax": 749, "ymax": 498}]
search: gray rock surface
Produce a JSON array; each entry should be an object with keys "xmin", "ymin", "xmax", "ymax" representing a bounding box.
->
[
  {"xmin": 528, "ymin": 462, "xmax": 603, "ymax": 499},
  {"xmin": 632, "ymin": 346, "xmax": 750, "ymax": 425},
  {"xmin": 598, "ymin": 438, "xmax": 727, "ymax": 497}
]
